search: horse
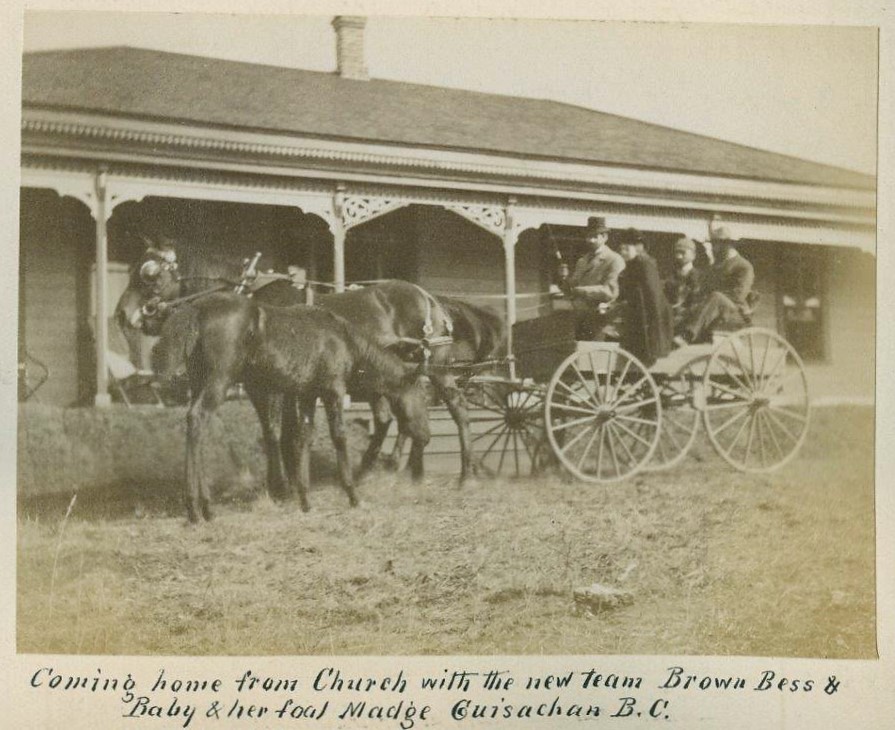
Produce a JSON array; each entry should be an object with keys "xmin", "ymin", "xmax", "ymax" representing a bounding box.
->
[
  {"xmin": 115, "ymin": 241, "xmax": 501, "ymax": 484},
  {"xmin": 382, "ymin": 294, "xmax": 506, "ymax": 468},
  {"xmin": 152, "ymin": 292, "xmax": 430, "ymax": 522}
]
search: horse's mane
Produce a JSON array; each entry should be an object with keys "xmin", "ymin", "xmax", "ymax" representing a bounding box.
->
[{"xmin": 439, "ymin": 296, "xmax": 506, "ymax": 360}]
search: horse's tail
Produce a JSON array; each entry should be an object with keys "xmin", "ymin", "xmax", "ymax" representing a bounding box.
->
[
  {"xmin": 439, "ymin": 296, "xmax": 507, "ymax": 360},
  {"xmin": 150, "ymin": 303, "xmax": 202, "ymax": 378}
]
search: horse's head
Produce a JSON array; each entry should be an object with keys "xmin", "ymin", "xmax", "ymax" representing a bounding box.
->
[{"xmin": 116, "ymin": 240, "xmax": 182, "ymax": 335}]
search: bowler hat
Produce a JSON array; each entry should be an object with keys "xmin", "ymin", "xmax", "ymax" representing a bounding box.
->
[{"xmin": 585, "ymin": 217, "xmax": 610, "ymax": 237}]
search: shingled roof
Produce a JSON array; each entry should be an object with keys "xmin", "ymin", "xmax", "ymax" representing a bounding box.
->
[{"xmin": 22, "ymin": 46, "xmax": 874, "ymax": 190}]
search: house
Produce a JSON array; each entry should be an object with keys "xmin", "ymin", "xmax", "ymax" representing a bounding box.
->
[{"xmin": 20, "ymin": 16, "xmax": 875, "ymax": 407}]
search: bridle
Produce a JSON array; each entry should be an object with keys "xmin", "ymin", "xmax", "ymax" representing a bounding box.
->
[{"xmin": 138, "ymin": 251, "xmax": 262, "ymax": 324}]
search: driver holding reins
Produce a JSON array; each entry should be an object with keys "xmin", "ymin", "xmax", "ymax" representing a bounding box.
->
[{"xmin": 560, "ymin": 216, "xmax": 626, "ymax": 339}]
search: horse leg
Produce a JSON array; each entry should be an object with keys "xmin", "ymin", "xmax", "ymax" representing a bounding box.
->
[
  {"xmin": 389, "ymin": 432, "xmax": 407, "ymax": 471},
  {"xmin": 392, "ymin": 389, "xmax": 430, "ymax": 482},
  {"xmin": 185, "ymin": 380, "xmax": 228, "ymax": 523},
  {"xmin": 359, "ymin": 395, "xmax": 393, "ymax": 477},
  {"xmin": 293, "ymin": 396, "xmax": 315, "ymax": 512},
  {"xmin": 323, "ymin": 390, "xmax": 359, "ymax": 507},
  {"xmin": 246, "ymin": 384, "xmax": 288, "ymax": 501},
  {"xmin": 430, "ymin": 373, "xmax": 476, "ymax": 485}
]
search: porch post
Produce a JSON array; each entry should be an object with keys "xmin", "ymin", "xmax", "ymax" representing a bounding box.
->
[
  {"xmin": 503, "ymin": 198, "xmax": 518, "ymax": 381},
  {"xmin": 94, "ymin": 168, "xmax": 111, "ymax": 407},
  {"xmin": 332, "ymin": 186, "xmax": 347, "ymax": 293}
]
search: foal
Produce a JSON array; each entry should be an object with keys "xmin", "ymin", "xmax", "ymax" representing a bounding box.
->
[{"xmin": 153, "ymin": 293, "xmax": 429, "ymax": 522}]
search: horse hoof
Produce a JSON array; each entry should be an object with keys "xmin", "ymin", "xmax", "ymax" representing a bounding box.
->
[{"xmin": 300, "ymin": 500, "xmax": 311, "ymax": 513}]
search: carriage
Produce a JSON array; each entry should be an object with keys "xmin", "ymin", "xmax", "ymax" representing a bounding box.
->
[
  {"xmin": 462, "ymin": 308, "xmax": 811, "ymax": 482},
  {"xmin": 124, "ymin": 243, "xmax": 810, "ymax": 499}
]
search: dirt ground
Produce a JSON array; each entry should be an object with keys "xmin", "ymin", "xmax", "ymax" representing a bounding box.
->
[{"xmin": 17, "ymin": 406, "xmax": 875, "ymax": 658}]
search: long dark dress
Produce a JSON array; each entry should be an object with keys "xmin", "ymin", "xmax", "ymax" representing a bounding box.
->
[{"xmin": 618, "ymin": 254, "xmax": 674, "ymax": 367}]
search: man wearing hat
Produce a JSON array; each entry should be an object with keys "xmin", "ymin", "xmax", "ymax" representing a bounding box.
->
[
  {"xmin": 675, "ymin": 227, "xmax": 755, "ymax": 345},
  {"xmin": 665, "ymin": 236, "xmax": 706, "ymax": 336},
  {"xmin": 561, "ymin": 217, "xmax": 626, "ymax": 339}
]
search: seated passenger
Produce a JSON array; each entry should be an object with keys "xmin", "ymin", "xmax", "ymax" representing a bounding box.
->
[
  {"xmin": 675, "ymin": 228, "xmax": 755, "ymax": 345},
  {"xmin": 617, "ymin": 231, "xmax": 674, "ymax": 367},
  {"xmin": 664, "ymin": 236, "xmax": 706, "ymax": 336},
  {"xmin": 560, "ymin": 216, "xmax": 625, "ymax": 340}
]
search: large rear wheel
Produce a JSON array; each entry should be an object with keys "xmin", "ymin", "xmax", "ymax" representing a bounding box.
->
[{"xmin": 702, "ymin": 328, "xmax": 810, "ymax": 472}]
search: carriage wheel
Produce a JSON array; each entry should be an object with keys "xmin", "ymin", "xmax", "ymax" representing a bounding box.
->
[
  {"xmin": 642, "ymin": 356, "xmax": 708, "ymax": 472},
  {"xmin": 702, "ymin": 328, "xmax": 810, "ymax": 472},
  {"xmin": 545, "ymin": 345, "xmax": 661, "ymax": 483},
  {"xmin": 465, "ymin": 380, "xmax": 545, "ymax": 478}
]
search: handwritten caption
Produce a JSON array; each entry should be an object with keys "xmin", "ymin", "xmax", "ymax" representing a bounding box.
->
[{"xmin": 28, "ymin": 665, "xmax": 843, "ymax": 727}]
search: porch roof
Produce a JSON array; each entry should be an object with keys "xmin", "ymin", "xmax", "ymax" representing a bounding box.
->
[{"xmin": 23, "ymin": 46, "xmax": 874, "ymax": 191}]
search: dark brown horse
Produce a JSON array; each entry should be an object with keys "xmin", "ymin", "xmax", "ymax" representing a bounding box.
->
[
  {"xmin": 382, "ymin": 295, "xmax": 506, "ymax": 467},
  {"xmin": 115, "ymin": 242, "xmax": 502, "ymax": 484},
  {"xmin": 152, "ymin": 293, "xmax": 430, "ymax": 522}
]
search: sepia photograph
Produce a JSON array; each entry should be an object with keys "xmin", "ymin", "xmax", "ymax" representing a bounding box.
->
[{"xmin": 13, "ymin": 7, "xmax": 880, "ymax": 670}]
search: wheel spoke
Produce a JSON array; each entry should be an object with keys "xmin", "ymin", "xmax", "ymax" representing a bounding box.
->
[
  {"xmin": 480, "ymin": 424, "xmax": 511, "ymax": 461},
  {"xmin": 716, "ymin": 355, "xmax": 753, "ymax": 397},
  {"xmin": 550, "ymin": 401, "xmax": 600, "ymax": 416},
  {"xmin": 704, "ymin": 400, "xmax": 750, "ymax": 412},
  {"xmin": 615, "ymin": 397, "xmax": 659, "ymax": 414},
  {"xmin": 496, "ymin": 431, "xmax": 511, "ymax": 474},
  {"xmin": 473, "ymin": 420, "xmax": 510, "ymax": 442},
  {"xmin": 572, "ymin": 363, "xmax": 601, "ymax": 407},
  {"xmin": 768, "ymin": 405, "xmax": 807, "ymax": 423},
  {"xmin": 761, "ymin": 409, "xmax": 785, "ymax": 459},
  {"xmin": 552, "ymin": 413, "xmax": 599, "ymax": 432},
  {"xmin": 729, "ymin": 338, "xmax": 756, "ymax": 393},
  {"xmin": 577, "ymin": 420, "xmax": 603, "ymax": 472},
  {"xmin": 660, "ymin": 415, "xmax": 686, "ymax": 452},
  {"xmin": 611, "ymin": 355, "xmax": 633, "ymax": 404},
  {"xmin": 764, "ymin": 407, "xmax": 800, "ymax": 443},
  {"xmin": 709, "ymin": 404, "xmax": 750, "ymax": 438},
  {"xmin": 595, "ymin": 423, "xmax": 606, "ymax": 477},
  {"xmin": 757, "ymin": 409, "xmax": 768, "ymax": 468},
  {"xmin": 556, "ymin": 378, "xmax": 595, "ymax": 408},
  {"xmin": 605, "ymin": 423, "xmax": 621, "ymax": 477},
  {"xmin": 608, "ymin": 422, "xmax": 638, "ymax": 467},
  {"xmin": 610, "ymin": 373, "xmax": 650, "ymax": 408},
  {"xmin": 723, "ymin": 410, "xmax": 753, "ymax": 459},
  {"xmin": 611, "ymin": 415, "xmax": 655, "ymax": 449},
  {"xmin": 560, "ymin": 420, "xmax": 598, "ymax": 456},
  {"xmin": 614, "ymin": 412, "xmax": 660, "ymax": 427},
  {"xmin": 706, "ymin": 378, "xmax": 751, "ymax": 401},
  {"xmin": 511, "ymin": 429, "xmax": 521, "ymax": 475},
  {"xmin": 743, "ymin": 411, "xmax": 758, "ymax": 468}
]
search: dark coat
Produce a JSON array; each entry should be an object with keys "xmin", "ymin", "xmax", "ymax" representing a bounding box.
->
[{"xmin": 618, "ymin": 254, "xmax": 674, "ymax": 367}]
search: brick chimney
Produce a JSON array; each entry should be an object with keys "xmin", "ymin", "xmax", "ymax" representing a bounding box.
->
[{"xmin": 332, "ymin": 15, "xmax": 369, "ymax": 81}]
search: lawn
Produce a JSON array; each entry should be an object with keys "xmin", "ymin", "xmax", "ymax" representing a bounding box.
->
[{"xmin": 17, "ymin": 406, "xmax": 875, "ymax": 658}]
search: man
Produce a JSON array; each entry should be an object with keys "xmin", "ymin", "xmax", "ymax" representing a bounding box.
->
[
  {"xmin": 617, "ymin": 230, "xmax": 674, "ymax": 366},
  {"xmin": 664, "ymin": 236, "xmax": 706, "ymax": 336},
  {"xmin": 561, "ymin": 217, "xmax": 625, "ymax": 339},
  {"xmin": 675, "ymin": 227, "xmax": 755, "ymax": 345}
]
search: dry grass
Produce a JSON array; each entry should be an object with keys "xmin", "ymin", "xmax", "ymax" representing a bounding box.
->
[{"xmin": 17, "ymin": 406, "xmax": 875, "ymax": 658}]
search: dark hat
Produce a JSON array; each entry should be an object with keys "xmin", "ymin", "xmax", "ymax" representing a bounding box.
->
[
  {"xmin": 624, "ymin": 227, "xmax": 644, "ymax": 246},
  {"xmin": 585, "ymin": 216, "xmax": 610, "ymax": 237}
]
